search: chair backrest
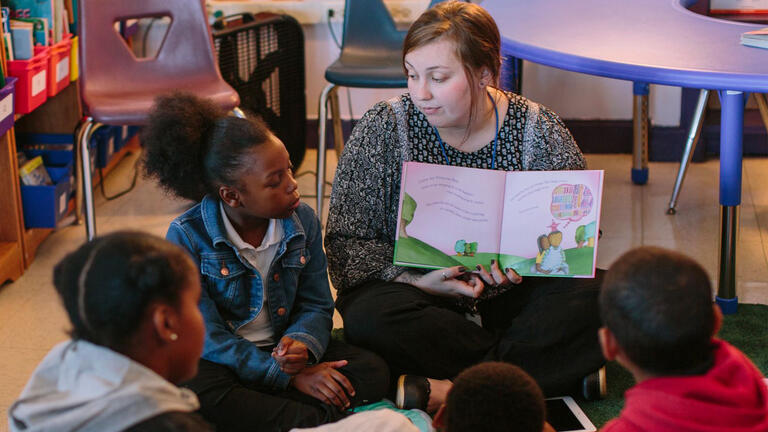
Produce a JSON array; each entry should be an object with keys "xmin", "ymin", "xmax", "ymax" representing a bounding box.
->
[
  {"xmin": 339, "ymin": 0, "xmax": 406, "ymax": 61},
  {"xmin": 78, "ymin": 0, "xmax": 227, "ymax": 105}
]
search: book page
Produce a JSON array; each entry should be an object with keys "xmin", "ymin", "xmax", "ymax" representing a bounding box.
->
[
  {"xmin": 498, "ymin": 170, "xmax": 603, "ymax": 278},
  {"xmin": 394, "ymin": 161, "xmax": 506, "ymax": 270}
]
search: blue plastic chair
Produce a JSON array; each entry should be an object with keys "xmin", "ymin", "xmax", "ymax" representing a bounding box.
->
[{"xmin": 316, "ymin": 0, "xmax": 444, "ymax": 217}]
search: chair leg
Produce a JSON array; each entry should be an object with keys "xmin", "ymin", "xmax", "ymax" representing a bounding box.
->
[
  {"xmin": 667, "ymin": 89, "xmax": 709, "ymax": 215},
  {"xmin": 317, "ymin": 83, "xmax": 337, "ymax": 220},
  {"xmin": 753, "ymin": 93, "xmax": 768, "ymax": 135},
  {"xmin": 330, "ymin": 88, "xmax": 345, "ymax": 158},
  {"xmin": 74, "ymin": 120, "xmax": 88, "ymax": 225},
  {"xmin": 78, "ymin": 120, "xmax": 104, "ymax": 241}
]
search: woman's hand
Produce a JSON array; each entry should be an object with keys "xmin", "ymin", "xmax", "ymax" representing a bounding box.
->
[
  {"xmin": 290, "ymin": 360, "xmax": 356, "ymax": 408},
  {"xmin": 474, "ymin": 259, "xmax": 523, "ymax": 287},
  {"xmin": 396, "ymin": 266, "xmax": 485, "ymax": 298},
  {"xmin": 272, "ymin": 336, "xmax": 309, "ymax": 375}
]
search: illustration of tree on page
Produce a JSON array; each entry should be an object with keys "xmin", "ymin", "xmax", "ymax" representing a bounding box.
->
[{"xmin": 394, "ymin": 161, "xmax": 604, "ymax": 277}]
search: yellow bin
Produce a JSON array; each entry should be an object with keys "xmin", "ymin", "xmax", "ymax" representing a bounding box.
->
[{"xmin": 70, "ymin": 35, "xmax": 79, "ymax": 81}]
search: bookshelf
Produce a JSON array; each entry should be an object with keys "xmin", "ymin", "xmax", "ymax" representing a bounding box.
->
[
  {"xmin": 0, "ymin": 78, "xmax": 140, "ymax": 283},
  {"xmin": 0, "ymin": 129, "xmax": 24, "ymax": 284}
]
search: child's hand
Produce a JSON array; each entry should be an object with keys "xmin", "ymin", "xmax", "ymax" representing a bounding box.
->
[
  {"xmin": 272, "ymin": 336, "xmax": 309, "ymax": 374},
  {"xmin": 290, "ymin": 360, "xmax": 355, "ymax": 408}
]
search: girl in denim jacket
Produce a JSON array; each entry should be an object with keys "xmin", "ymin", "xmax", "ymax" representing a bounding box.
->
[{"xmin": 142, "ymin": 93, "xmax": 389, "ymax": 432}]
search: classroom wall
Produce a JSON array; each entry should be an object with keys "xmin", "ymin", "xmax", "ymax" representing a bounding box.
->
[
  {"xmin": 141, "ymin": 13, "xmax": 683, "ymax": 127},
  {"xmin": 304, "ymin": 21, "xmax": 682, "ymax": 127}
]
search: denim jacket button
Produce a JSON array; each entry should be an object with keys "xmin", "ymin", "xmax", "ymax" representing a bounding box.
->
[
  {"xmin": 220, "ymin": 267, "xmax": 229, "ymax": 276},
  {"xmin": 277, "ymin": 307, "xmax": 286, "ymax": 316},
  {"xmin": 300, "ymin": 256, "xmax": 306, "ymax": 265},
  {"xmin": 273, "ymin": 273, "xmax": 280, "ymax": 282}
]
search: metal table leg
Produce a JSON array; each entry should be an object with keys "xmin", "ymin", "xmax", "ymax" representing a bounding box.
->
[
  {"xmin": 716, "ymin": 90, "xmax": 744, "ymax": 315},
  {"xmin": 667, "ymin": 89, "xmax": 709, "ymax": 215},
  {"xmin": 632, "ymin": 82, "xmax": 649, "ymax": 185}
]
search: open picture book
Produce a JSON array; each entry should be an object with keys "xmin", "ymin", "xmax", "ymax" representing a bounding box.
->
[{"xmin": 394, "ymin": 161, "xmax": 604, "ymax": 278}]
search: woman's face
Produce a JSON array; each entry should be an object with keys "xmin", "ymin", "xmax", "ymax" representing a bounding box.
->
[{"xmin": 404, "ymin": 37, "xmax": 477, "ymax": 130}]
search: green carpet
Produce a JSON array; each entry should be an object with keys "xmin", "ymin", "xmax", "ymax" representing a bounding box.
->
[{"xmin": 580, "ymin": 303, "xmax": 768, "ymax": 427}]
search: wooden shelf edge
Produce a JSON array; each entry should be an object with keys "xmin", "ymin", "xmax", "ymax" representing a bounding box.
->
[
  {"xmin": 0, "ymin": 241, "xmax": 24, "ymax": 284},
  {"xmin": 22, "ymin": 227, "xmax": 54, "ymax": 267}
]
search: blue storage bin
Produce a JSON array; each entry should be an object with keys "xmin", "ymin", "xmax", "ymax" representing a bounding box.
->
[
  {"xmin": 19, "ymin": 133, "xmax": 75, "ymax": 166},
  {"xmin": 20, "ymin": 174, "xmax": 71, "ymax": 228},
  {"xmin": 45, "ymin": 161, "xmax": 73, "ymax": 183},
  {"xmin": 92, "ymin": 126, "xmax": 118, "ymax": 168},
  {"xmin": 45, "ymin": 162, "xmax": 75, "ymax": 198},
  {"xmin": 25, "ymin": 148, "xmax": 74, "ymax": 166}
]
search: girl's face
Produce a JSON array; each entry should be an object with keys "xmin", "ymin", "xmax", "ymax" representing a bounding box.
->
[
  {"xmin": 168, "ymin": 270, "xmax": 205, "ymax": 383},
  {"xmin": 539, "ymin": 236, "xmax": 550, "ymax": 250},
  {"xmin": 233, "ymin": 137, "xmax": 300, "ymax": 220},
  {"xmin": 404, "ymin": 37, "xmax": 478, "ymax": 130}
]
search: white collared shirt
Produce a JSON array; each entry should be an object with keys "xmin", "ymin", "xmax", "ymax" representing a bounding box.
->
[{"xmin": 220, "ymin": 202, "xmax": 284, "ymax": 347}]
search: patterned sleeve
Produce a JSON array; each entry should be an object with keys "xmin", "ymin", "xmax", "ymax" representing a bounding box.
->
[
  {"xmin": 325, "ymin": 102, "xmax": 407, "ymax": 294},
  {"xmin": 523, "ymin": 102, "xmax": 587, "ymax": 171}
]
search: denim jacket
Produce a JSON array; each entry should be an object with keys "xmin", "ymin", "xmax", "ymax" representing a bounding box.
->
[{"xmin": 166, "ymin": 195, "xmax": 334, "ymax": 389}]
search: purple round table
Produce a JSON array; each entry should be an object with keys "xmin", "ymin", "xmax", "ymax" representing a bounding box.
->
[{"xmin": 484, "ymin": 0, "xmax": 768, "ymax": 313}]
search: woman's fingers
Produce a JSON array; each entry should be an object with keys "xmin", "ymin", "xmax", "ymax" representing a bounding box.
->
[
  {"xmin": 450, "ymin": 276, "xmax": 484, "ymax": 298},
  {"xmin": 467, "ymin": 274, "xmax": 485, "ymax": 297},
  {"xmin": 504, "ymin": 267, "xmax": 523, "ymax": 284},
  {"xmin": 488, "ymin": 259, "xmax": 507, "ymax": 285},
  {"xmin": 474, "ymin": 264, "xmax": 494, "ymax": 285},
  {"xmin": 435, "ymin": 266, "xmax": 467, "ymax": 282}
]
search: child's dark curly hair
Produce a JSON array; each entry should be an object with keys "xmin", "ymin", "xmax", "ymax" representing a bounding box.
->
[
  {"xmin": 141, "ymin": 92, "xmax": 272, "ymax": 202},
  {"xmin": 53, "ymin": 231, "xmax": 194, "ymax": 351},
  {"xmin": 445, "ymin": 362, "xmax": 545, "ymax": 432}
]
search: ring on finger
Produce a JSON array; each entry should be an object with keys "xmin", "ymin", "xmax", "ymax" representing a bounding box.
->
[{"xmin": 441, "ymin": 271, "xmax": 448, "ymax": 281}]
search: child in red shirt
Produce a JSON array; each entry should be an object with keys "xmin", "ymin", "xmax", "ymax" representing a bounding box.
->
[{"xmin": 599, "ymin": 246, "xmax": 768, "ymax": 432}]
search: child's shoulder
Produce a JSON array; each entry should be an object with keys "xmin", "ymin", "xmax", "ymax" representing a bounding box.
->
[
  {"xmin": 289, "ymin": 202, "xmax": 321, "ymax": 235},
  {"xmin": 293, "ymin": 202, "xmax": 319, "ymax": 223},
  {"xmin": 170, "ymin": 201, "xmax": 204, "ymax": 226}
]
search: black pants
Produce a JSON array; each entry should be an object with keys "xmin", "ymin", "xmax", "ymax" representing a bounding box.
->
[
  {"xmin": 336, "ymin": 271, "xmax": 605, "ymax": 396},
  {"xmin": 181, "ymin": 339, "xmax": 390, "ymax": 432}
]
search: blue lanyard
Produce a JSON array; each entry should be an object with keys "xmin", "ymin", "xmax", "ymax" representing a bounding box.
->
[{"xmin": 433, "ymin": 91, "xmax": 500, "ymax": 169}]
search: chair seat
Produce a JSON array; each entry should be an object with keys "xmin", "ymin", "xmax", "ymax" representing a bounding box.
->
[
  {"xmin": 82, "ymin": 80, "xmax": 239, "ymax": 126},
  {"xmin": 325, "ymin": 55, "xmax": 406, "ymax": 88}
]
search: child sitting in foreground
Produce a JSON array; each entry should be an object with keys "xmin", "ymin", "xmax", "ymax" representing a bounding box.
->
[
  {"xmin": 293, "ymin": 362, "xmax": 554, "ymax": 432},
  {"xmin": 432, "ymin": 362, "xmax": 555, "ymax": 432},
  {"xmin": 9, "ymin": 232, "xmax": 211, "ymax": 432},
  {"xmin": 599, "ymin": 246, "xmax": 768, "ymax": 432}
]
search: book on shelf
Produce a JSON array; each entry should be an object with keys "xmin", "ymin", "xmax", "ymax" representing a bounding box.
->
[
  {"xmin": 14, "ymin": 16, "xmax": 48, "ymax": 46},
  {"xmin": 9, "ymin": 19, "xmax": 33, "ymax": 59},
  {"xmin": 394, "ymin": 162, "xmax": 604, "ymax": 278},
  {"xmin": 741, "ymin": 27, "xmax": 768, "ymax": 49},
  {"xmin": 0, "ymin": 7, "xmax": 11, "ymax": 77},
  {"xmin": 18, "ymin": 154, "xmax": 52, "ymax": 186}
]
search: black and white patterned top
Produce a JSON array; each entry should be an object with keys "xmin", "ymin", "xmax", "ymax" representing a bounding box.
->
[{"xmin": 326, "ymin": 92, "xmax": 586, "ymax": 295}]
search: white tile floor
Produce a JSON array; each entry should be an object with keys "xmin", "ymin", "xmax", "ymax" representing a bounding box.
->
[{"xmin": 2, "ymin": 149, "xmax": 768, "ymax": 430}]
